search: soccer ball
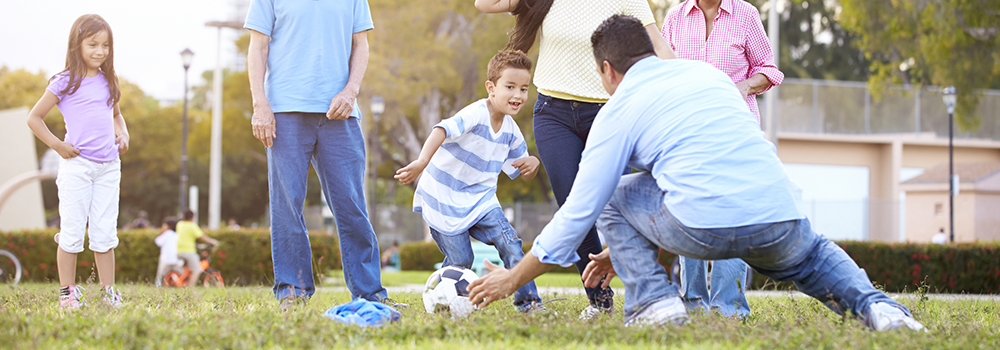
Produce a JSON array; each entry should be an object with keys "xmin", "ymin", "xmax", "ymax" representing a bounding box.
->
[{"xmin": 422, "ymin": 266, "xmax": 479, "ymax": 318}]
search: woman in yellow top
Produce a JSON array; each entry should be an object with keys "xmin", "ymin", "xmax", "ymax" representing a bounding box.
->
[{"xmin": 476, "ymin": 0, "xmax": 675, "ymax": 319}]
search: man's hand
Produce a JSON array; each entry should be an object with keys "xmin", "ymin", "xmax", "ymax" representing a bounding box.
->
[
  {"xmin": 394, "ymin": 159, "xmax": 429, "ymax": 185},
  {"xmin": 55, "ymin": 141, "xmax": 80, "ymax": 159},
  {"xmin": 467, "ymin": 260, "xmax": 518, "ymax": 308},
  {"xmin": 582, "ymin": 248, "xmax": 617, "ymax": 289},
  {"xmin": 327, "ymin": 90, "xmax": 356, "ymax": 120},
  {"xmin": 252, "ymin": 105, "xmax": 277, "ymax": 148},
  {"xmin": 116, "ymin": 133, "xmax": 130, "ymax": 155},
  {"xmin": 512, "ymin": 156, "xmax": 540, "ymax": 180}
]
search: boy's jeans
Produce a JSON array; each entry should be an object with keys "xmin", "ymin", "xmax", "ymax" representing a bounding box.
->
[
  {"xmin": 429, "ymin": 207, "xmax": 541, "ymax": 307},
  {"xmin": 679, "ymin": 257, "xmax": 751, "ymax": 317},
  {"xmin": 267, "ymin": 113, "xmax": 386, "ymax": 302},
  {"xmin": 598, "ymin": 173, "xmax": 907, "ymax": 322}
]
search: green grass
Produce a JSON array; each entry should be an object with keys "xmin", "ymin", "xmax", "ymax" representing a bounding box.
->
[
  {"xmin": 2, "ymin": 283, "xmax": 998, "ymax": 349},
  {"xmin": 359, "ymin": 270, "xmax": 625, "ymax": 289}
]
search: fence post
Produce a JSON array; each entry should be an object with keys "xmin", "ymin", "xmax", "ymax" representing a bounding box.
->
[
  {"xmin": 914, "ymin": 87, "xmax": 921, "ymax": 134},
  {"xmin": 864, "ymin": 89, "xmax": 871, "ymax": 134},
  {"xmin": 813, "ymin": 81, "xmax": 820, "ymax": 133}
]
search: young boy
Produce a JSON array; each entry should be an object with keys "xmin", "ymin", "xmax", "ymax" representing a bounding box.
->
[
  {"xmin": 395, "ymin": 50, "xmax": 543, "ymax": 313},
  {"xmin": 176, "ymin": 209, "xmax": 219, "ymax": 287},
  {"xmin": 154, "ymin": 217, "xmax": 180, "ymax": 287}
]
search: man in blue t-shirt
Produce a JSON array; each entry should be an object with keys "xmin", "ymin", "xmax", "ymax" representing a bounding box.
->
[
  {"xmin": 244, "ymin": 0, "xmax": 399, "ymax": 310},
  {"xmin": 468, "ymin": 15, "xmax": 925, "ymax": 332}
]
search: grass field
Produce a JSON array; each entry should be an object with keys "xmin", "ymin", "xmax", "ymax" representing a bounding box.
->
[{"xmin": 3, "ymin": 277, "xmax": 999, "ymax": 349}]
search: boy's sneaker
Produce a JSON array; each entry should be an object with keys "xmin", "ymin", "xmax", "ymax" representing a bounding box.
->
[
  {"xmin": 102, "ymin": 285, "xmax": 123, "ymax": 307},
  {"xmin": 624, "ymin": 297, "xmax": 689, "ymax": 327},
  {"xmin": 59, "ymin": 285, "xmax": 87, "ymax": 309},
  {"xmin": 518, "ymin": 302, "xmax": 548, "ymax": 315},
  {"xmin": 381, "ymin": 297, "xmax": 409, "ymax": 309},
  {"xmin": 865, "ymin": 302, "xmax": 925, "ymax": 331},
  {"xmin": 579, "ymin": 305, "xmax": 613, "ymax": 320}
]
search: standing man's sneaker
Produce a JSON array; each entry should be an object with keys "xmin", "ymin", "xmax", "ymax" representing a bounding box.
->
[
  {"xmin": 624, "ymin": 297, "xmax": 689, "ymax": 327},
  {"xmin": 59, "ymin": 285, "xmax": 87, "ymax": 309},
  {"xmin": 381, "ymin": 298, "xmax": 408, "ymax": 309},
  {"xmin": 278, "ymin": 295, "xmax": 307, "ymax": 311},
  {"xmin": 865, "ymin": 302, "xmax": 925, "ymax": 331},
  {"xmin": 102, "ymin": 285, "xmax": 123, "ymax": 307}
]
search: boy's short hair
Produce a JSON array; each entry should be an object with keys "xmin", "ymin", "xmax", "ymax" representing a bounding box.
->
[
  {"xmin": 487, "ymin": 50, "xmax": 533, "ymax": 83},
  {"xmin": 183, "ymin": 209, "xmax": 195, "ymax": 221},
  {"xmin": 164, "ymin": 216, "xmax": 178, "ymax": 232}
]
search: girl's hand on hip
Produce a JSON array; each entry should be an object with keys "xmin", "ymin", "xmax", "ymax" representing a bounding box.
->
[
  {"xmin": 116, "ymin": 134, "xmax": 130, "ymax": 154},
  {"xmin": 55, "ymin": 141, "xmax": 80, "ymax": 159},
  {"xmin": 252, "ymin": 105, "xmax": 277, "ymax": 148}
]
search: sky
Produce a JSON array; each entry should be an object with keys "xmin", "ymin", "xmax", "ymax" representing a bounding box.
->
[{"xmin": 1, "ymin": 0, "xmax": 240, "ymax": 101}]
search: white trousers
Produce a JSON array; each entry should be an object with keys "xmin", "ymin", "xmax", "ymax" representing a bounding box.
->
[{"xmin": 56, "ymin": 156, "xmax": 121, "ymax": 253}]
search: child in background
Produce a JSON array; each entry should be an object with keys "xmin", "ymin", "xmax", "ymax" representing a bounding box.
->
[
  {"xmin": 395, "ymin": 50, "xmax": 544, "ymax": 313},
  {"xmin": 27, "ymin": 14, "xmax": 129, "ymax": 309},
  {"xmin": 154, "ymin": 217, "xmax": 180, "ymax": 287},
  {"xmin": 176, "ymin": 209, "xmax": 219, "ymax": 286}
]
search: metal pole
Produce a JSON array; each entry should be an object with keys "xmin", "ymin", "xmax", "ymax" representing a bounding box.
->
[
  {"xmin": 208, "ymin": 27, "xmax": 224, "ymax": 229},
  {"xmin": 949, "ymin": 111, "xmax": 954, "ymax": 242},
  {"xmin": 180, "ymin": 67, "xmax": 189, "ymax": 215}
]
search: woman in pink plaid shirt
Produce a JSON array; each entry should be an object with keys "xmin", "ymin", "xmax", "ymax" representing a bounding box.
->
[{"xmin": 661, "ymin": 0, "xmax": 784, "ymax": 318}]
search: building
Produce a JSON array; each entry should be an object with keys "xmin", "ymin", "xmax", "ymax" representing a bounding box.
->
[{"xmin": 901, "ymin": 162, "xmax": 1000, "ymax": 242}]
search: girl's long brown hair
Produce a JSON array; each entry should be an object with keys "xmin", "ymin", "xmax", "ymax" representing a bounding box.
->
[
  {"xmin": 58, "ymin": 14, "xmax": 120, "ymax": 107},
  {"xmin": 505, "ymin": 0, "xmax": 555, "ymax": 53}
]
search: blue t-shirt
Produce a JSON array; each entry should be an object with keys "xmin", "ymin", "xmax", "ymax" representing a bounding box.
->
[{"xmin": 244, "ymin": 0, "xmax": 374, "ymax": 116}]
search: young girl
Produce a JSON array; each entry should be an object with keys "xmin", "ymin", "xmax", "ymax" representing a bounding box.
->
[{"xmin": 27, "ymin": 14, "xmax": 129, "ymax": 309}]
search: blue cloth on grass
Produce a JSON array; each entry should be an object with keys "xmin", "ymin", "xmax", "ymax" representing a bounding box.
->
[{"xmin": 323, "ymin": 298, "xmax": 401, "ymax": 327}]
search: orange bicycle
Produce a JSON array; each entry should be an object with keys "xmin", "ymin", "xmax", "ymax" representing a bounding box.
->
[{"xmin": 163, "ymin": 243, "xmax": 224, "ymax": 287}]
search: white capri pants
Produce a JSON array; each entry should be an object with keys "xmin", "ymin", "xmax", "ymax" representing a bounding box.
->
[{"xmin": 56, "ymin": 156, "xmax": 121, "ymax": 253}]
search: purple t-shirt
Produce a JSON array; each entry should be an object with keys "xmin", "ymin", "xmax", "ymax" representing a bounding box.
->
[{"xmin": 46, "ymin": 71, "xmax": 118, "ymax": 163}]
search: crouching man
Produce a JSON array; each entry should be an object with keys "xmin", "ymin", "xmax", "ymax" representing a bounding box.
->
[{"xmin": 468, "ymin": 14, "xmax": 924, "ymax": 332}]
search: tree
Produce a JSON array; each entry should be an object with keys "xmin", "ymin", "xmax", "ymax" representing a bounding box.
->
[{"xmin": 839, "ymin": 0, "xmax": 1000, "ymax": 131}]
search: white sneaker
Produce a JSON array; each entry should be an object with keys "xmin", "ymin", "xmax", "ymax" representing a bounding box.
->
[
  {"xmin": 625, "ymin": 297, "xmax": 688, "ymax": 327},
  {"xmin": 579, "ymin": 305, "xmax": 604, "ymax": 320},
  {"xmin": 102, "ymin": 285, "xmax": 124, "ymax": 308},
  {"xmin": 865, "ymin": 302, "xmax": 925, "ymax": 331}
]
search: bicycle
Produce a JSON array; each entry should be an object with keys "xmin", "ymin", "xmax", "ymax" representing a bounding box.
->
[
  {"xmin": 163, "ymin": 243, "xmax": 224, "ymax": 287},
  {"xmin": 0, "ymin": 249, "xmax": 22, "ymax": 285}
]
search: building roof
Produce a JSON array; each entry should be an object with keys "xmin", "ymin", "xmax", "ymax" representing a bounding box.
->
[{"xmin": 903, "ymin": 162, "xmax": 1000, "ymax": 184}]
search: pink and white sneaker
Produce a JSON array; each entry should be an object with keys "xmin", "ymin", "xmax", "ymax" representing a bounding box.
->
[
  {"xmin": 102, "ymin": 285, "xmax": 123, "ymax": 307},
  {"xmin": 59, "ymin": 285, "xmax": 87, "ymax": 309}
]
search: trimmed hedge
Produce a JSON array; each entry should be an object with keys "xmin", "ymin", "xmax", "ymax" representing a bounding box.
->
[{"xmin": 1, "ymin": 229, "xmax": 340, "ymax": 286}]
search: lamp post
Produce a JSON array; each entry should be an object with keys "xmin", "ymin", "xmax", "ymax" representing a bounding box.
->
[
  {"xmin": 369, "ymin": 96, "xmax": 385, "ymax": 228},
  {"xmin": 204, "ymin": 21, "xmax": 243, "ymax": 229},
  {"xmin": 942, "ymin": 86, "xmax": 956, "ymax": 243},
  {"xmin": 179, "ymin": 48, "xmax": 194, "ymax": 215}
]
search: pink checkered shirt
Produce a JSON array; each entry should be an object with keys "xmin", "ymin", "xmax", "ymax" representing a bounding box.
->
[{"xmin": 661, "ymin": 0, "xmax": 783, "ymax": 124}]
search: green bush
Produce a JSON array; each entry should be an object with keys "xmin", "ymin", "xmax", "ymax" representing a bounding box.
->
[{"xmin": 1, "ymin": 229, "xmax": 340, "ymax": 286}]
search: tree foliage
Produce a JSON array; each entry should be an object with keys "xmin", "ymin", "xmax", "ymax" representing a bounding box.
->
[{"xmin": 839, "ymin": 0, "xmax": 1000, "ymax": 131}]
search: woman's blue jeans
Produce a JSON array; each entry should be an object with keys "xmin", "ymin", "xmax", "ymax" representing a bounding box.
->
[
  {"xmin": 598, "ymin": 173, "xmax": 907, "ymax": 322},
  {"xmin": 533, "ymin": 93, "xmax": 615, "ymax": 309},
  {"xmin": 267, "ymin": 113, "xmax": 386, "ymax": 302}
]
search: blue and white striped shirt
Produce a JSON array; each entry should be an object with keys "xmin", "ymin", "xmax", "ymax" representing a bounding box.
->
[{"xmin": 414, "ymin": 99, "xmax": 529, "ymax": 235}]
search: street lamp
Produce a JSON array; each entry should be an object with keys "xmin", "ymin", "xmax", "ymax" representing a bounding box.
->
[
  {"xmin": 369, "ymin": 96, "xmax": 385, "ymax": 228},
  {"xmin": 179, "ymin": 48, "xmax": 194, "ymax": 215},
  {"xmin": 942, "ymin": 86, "xmax": 956, "ymax": 243}
]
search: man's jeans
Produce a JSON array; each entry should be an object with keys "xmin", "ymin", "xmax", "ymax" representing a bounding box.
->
[
  {"xmin": 533, "ymin": 93, "xmax": 614, "ymax": 309},
  {"xmin": 267, "ymin": 113, "xmax": 386, "ymax": 302},
  {"xmin": 430, "ymin": 207, "xmax": 541, "ymax": 307},
  {"xmin": 680, "ymin": 257, "xmax": 751, "ymax": 317},
  {"xmin": 598, "ymin": 173, "xmax": 907, "ymax": 322}
]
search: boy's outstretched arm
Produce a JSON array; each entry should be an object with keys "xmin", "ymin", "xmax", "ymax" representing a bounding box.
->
[
  {"xmin": 512, "ymin": 156, "xmax": 540, "ymax": 181},
  {"xmin": 394, "ymin": 127, "xmax": 447, "ymax": 185}
]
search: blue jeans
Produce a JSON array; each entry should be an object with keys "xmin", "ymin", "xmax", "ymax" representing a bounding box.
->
[
  {"xmin": 680, "ymin": 257, "xmax": 751, "ymax": 317},
  {"xmin": 533, "ymin": 93, "xmax": 614, "ymax": 309},
  {"xmin": 598, "ymin": 173, "xmax": 907, "ymax": 322},
  {"xmin": 430, "ymin": 207, "xmax": 541, "ymax": 307},
  {"xmin": 267, "ymin": 113, "xmax": 386, "ymax": 302}
]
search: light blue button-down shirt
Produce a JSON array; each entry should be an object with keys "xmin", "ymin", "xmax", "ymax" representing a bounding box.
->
[{"xmin": 531, "ymin": 57, "xmax": 804, "ymax": 267}]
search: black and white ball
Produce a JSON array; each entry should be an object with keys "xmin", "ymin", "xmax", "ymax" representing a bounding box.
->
[{"xmin": 422, "ymin": 266, "xmax": 479, "ymax": 318}]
